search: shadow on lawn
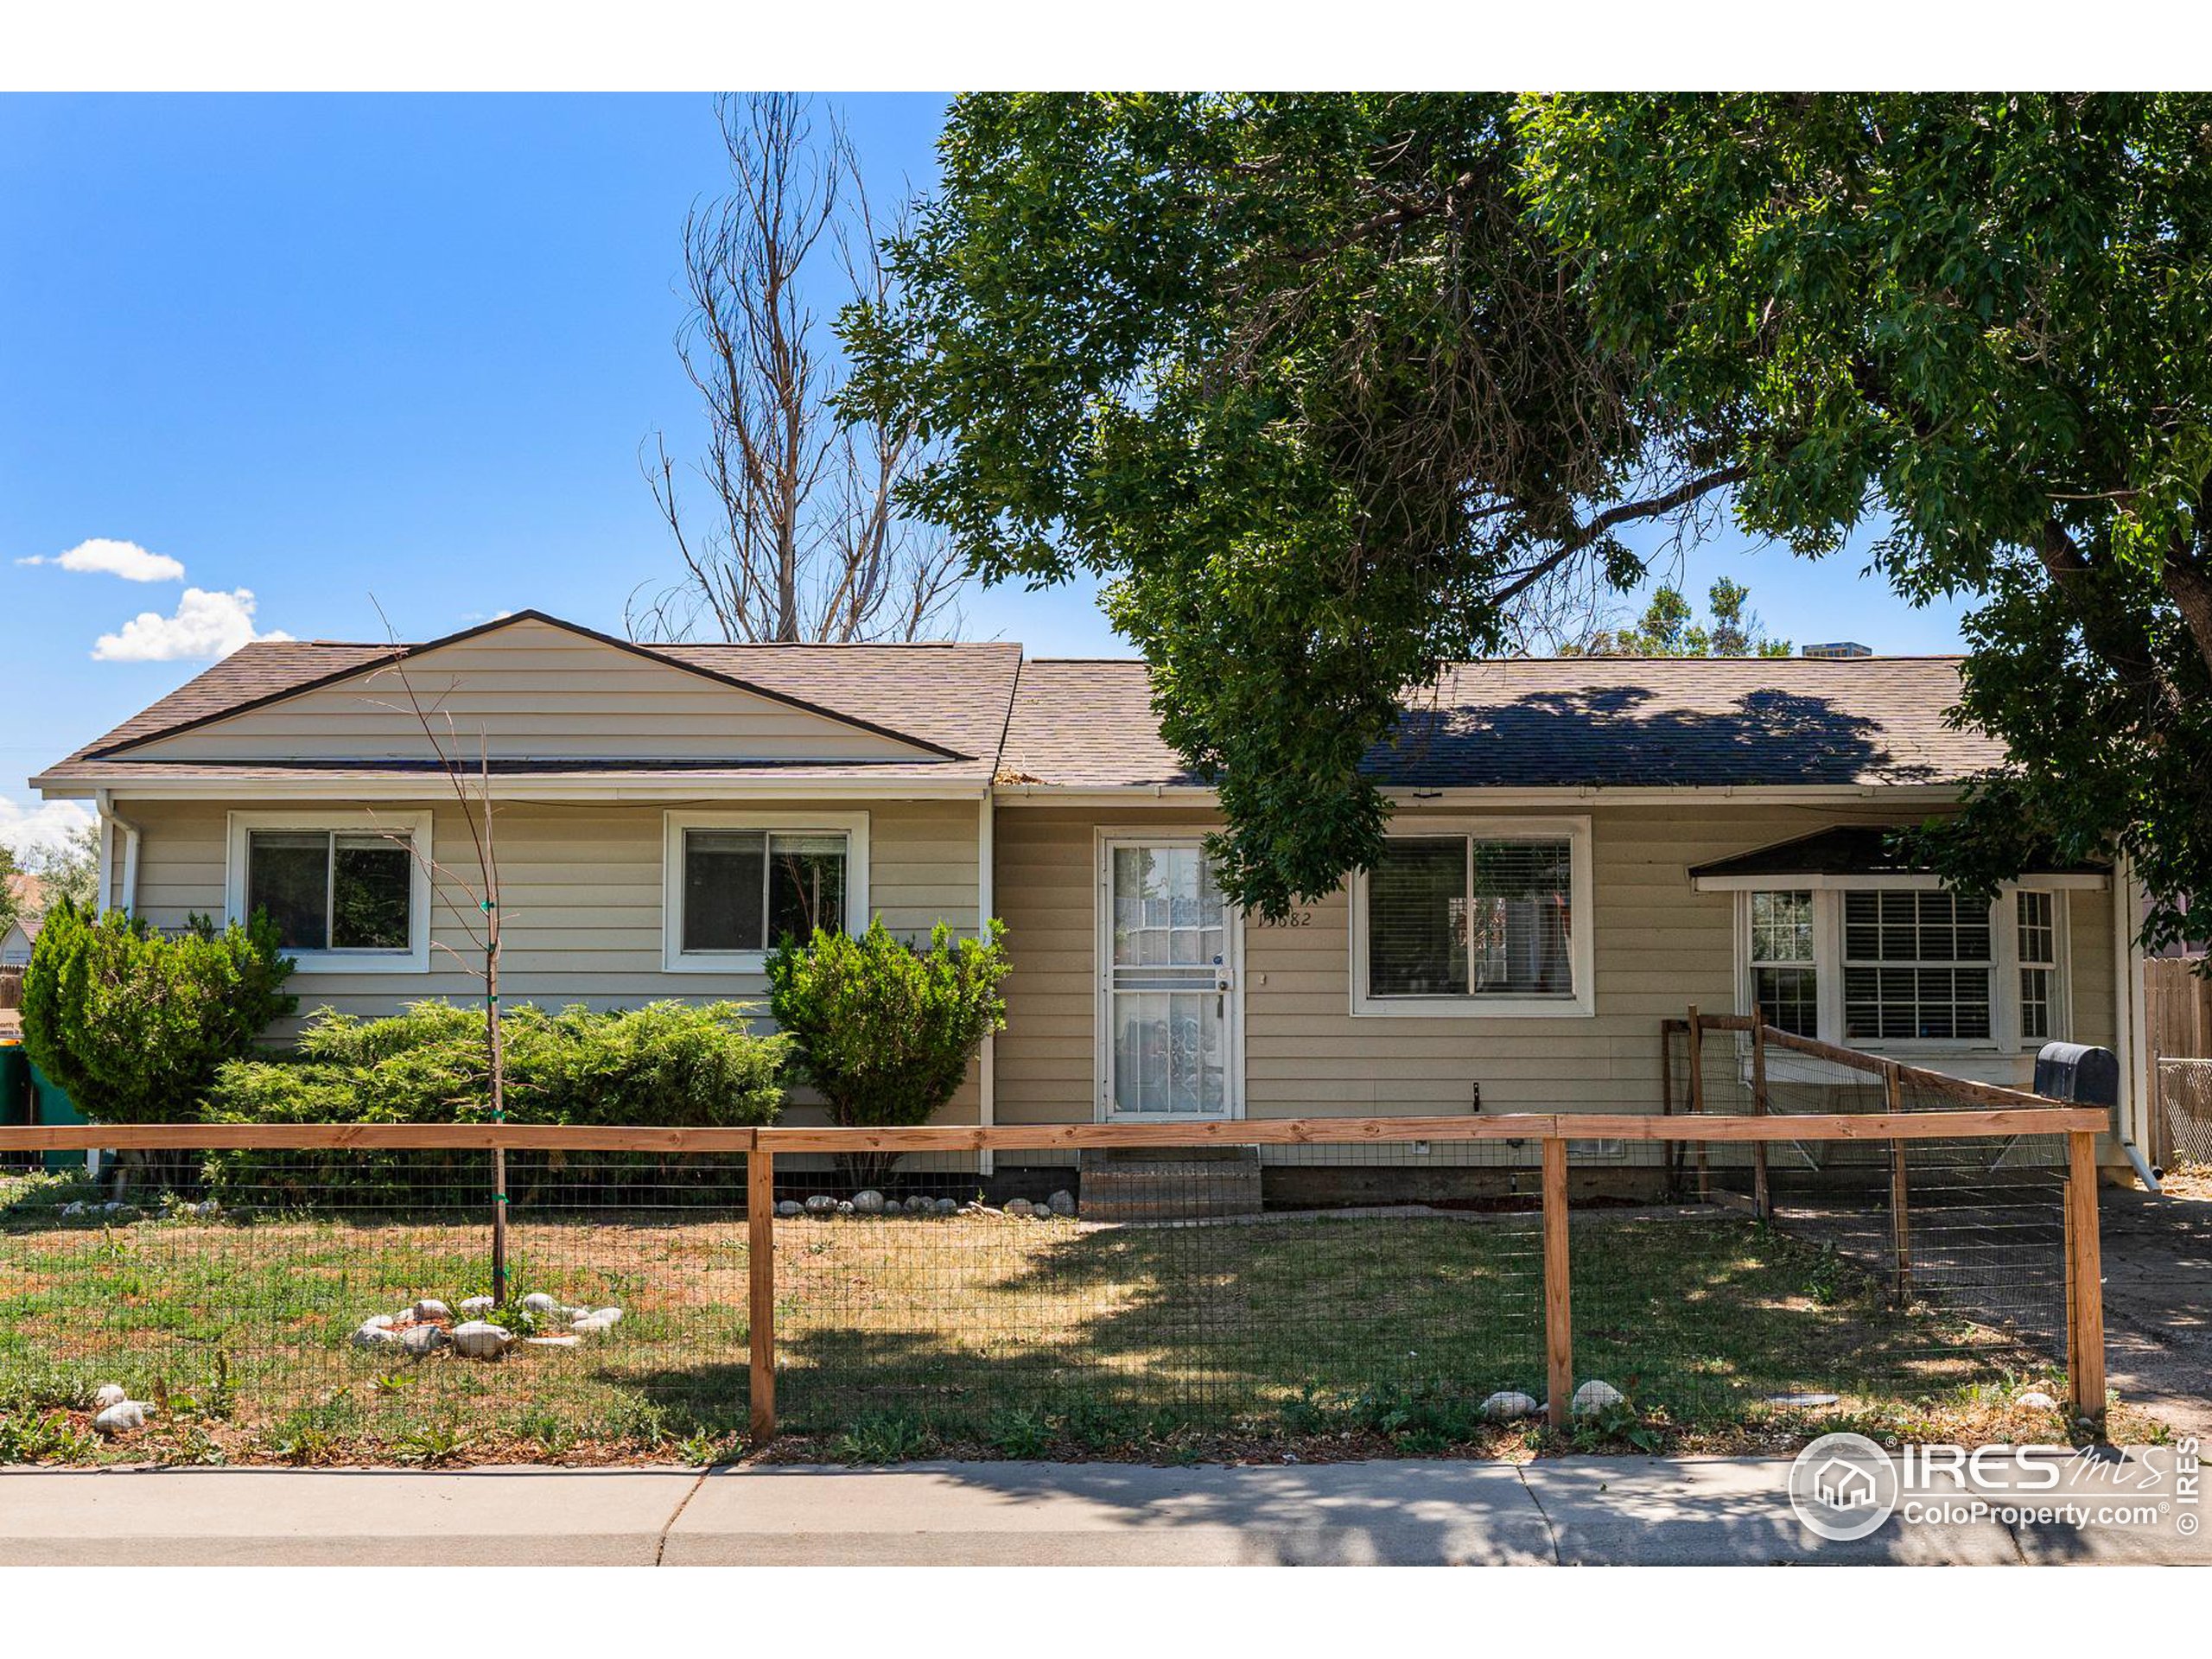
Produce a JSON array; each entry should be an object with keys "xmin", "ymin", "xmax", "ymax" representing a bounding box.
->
[{"xmin": 750, "ymin": 1212, "xmax": 2047, "ymax": 1441}]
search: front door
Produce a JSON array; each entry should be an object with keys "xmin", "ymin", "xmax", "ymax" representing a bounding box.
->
[{"xmin": 1098, "ymin": 837, "xmax": 1241, "ymax": 1119}]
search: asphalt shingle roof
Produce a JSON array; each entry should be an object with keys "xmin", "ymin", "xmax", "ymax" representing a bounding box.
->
[
  {"xmin": 35, "ymin": 612, "xmax": 1999, "ymax": 796},
  {"xmin": 1000, "ymin": 656, "xmax": 2000, "ymax": 790},
  {"xmin": 43, "ymin": 620, "xmax": 1022, "ymax": 786}
]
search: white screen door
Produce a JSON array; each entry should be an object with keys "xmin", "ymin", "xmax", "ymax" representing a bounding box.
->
[{"xmin": 1100, "ymin": 839, "xmax": 1239, "ymax": 1118}]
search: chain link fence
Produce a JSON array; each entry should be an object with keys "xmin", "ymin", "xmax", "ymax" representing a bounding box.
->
[{"xmin": 2157, "ymin": 1058, "xmax": 2212, "ymax": 1170}]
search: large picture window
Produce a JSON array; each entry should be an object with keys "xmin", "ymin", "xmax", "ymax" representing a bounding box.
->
[
  {"xmin": 1354, "ymin": 820, "xmax": 1591, "ymax": 1016},
  {"xmin": 1842, "ymin": 890, "xmax": 1992, "ymax": 1041},
  {"xmin": 225, "ymin": 811, "xmax": 431, "ymax": 973},
  {"xmin": 681, "ymin": 830, "xmax": 848, "ymax": 954},
  {"xmin": 663, "ymin": 810, "xmax": 868, "ymax": 970}
]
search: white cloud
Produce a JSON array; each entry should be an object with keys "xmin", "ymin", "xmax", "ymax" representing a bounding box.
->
[
  {"xmin": 92, "ymin": 588, "xmax": 292, "ymax": 663},
  {"xmin": 18, "ymin": 537, "xmax": 186, "ymax": 582},
  {"xmin": 0, "ymin": 797, "xmax": 95, "ymax": 859}
]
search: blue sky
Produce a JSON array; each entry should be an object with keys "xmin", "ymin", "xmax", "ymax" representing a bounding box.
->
[{"xmin": 0, "ymin": 92, "xmax": 1969, "ymax": 845}]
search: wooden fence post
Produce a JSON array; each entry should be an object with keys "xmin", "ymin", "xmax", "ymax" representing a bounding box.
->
[
  {"xmin": 1687, "ymin": 1005, "xmax": 1709, "ymax": 1200},
  {"xmin": 1542, "ymin": 1136, "xmax": 1573, "ymax": 1429},
  {"xmin": 1885, "ymin": 1062, "xmax": 1911, "ymax": 1305},
  {"xmin": 749, "ymin": 1145, "xmax": 776, "ymax": 1444},
  {"xmin": 1751, "ymin": 1020, "xmax": 1771, "ymax": 1220},
  {"xmin": 2066, "ymin": 1129, "xmax": 2107, "ymax": 1427}
]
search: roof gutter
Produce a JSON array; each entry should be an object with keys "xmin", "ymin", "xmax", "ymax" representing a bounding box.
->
[{"xmin": 38, "ymin": 773, "xmax": 992, "ymax": 804}]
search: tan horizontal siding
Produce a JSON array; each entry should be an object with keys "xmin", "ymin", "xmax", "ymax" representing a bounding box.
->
[
  {"xmin": 126, "ymin": 618, "xmax": 935, "ymax": 764},
  {"xmin": 117, "ymin": 793, "xmax": 984, "ymax": 1130},
  {"xmin": 990, "ymin": 799, "xmax": 2121, "ymax": 1126}
]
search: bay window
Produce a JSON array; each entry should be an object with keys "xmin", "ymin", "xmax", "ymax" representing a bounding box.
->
[{"xmin": 1734, "ymin": 884, "xmax": 2067, "ymax": 1051}]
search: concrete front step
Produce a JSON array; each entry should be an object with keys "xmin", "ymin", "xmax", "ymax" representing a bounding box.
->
[{"xmin": 1080, "ymin": 1146, "xmax": 1262, "ymax": 1221}]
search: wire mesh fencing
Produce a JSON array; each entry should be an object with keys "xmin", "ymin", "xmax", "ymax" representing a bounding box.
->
[
  {"xmin": 0, "ymin": 1071, "xmax": 2112, "ymax": 1467},
  {"xmin": 769, "ymin": 1145, "xmax": 1546, "ymax": 1452},
  {"xmin": 0, "ymin": 1144, "xmax": 756, "ymax": 1464}
]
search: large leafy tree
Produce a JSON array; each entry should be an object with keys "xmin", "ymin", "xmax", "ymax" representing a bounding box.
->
[
  {"xmin": 842, "ymin": 93, "xmax": 1744, "ymax": 915},
  {"xmin": 1519, "ymin": 93, "xmax": 2212, "ymax": 947}
]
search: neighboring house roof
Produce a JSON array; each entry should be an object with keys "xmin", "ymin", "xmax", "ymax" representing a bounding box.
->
[
  {"xmin": 1000, "ymin": 655, "xmax": 2000, "ymax": 791},
  {"xmin": 4, "ymin": 872, "xmax": 44, "ymax": 917}
]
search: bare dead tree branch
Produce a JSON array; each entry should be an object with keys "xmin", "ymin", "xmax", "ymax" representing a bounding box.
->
[{"xmin": 629, "ymin": 92, "xmax": 966, "ymax": 645}]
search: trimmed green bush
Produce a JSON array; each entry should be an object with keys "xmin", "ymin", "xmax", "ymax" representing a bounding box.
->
[
  {"xmin": 200, "ymin": 1000, "xmax": 789, "ymax": 1205},
  {"xmin": 20, "ymin": 899, "xmax": 297, "ymax": 1123},
  {"xmin": 766, "ymin": 918, "xmax": 1009, "ymax": 1181}
]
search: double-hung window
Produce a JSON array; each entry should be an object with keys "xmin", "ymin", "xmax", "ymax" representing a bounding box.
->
[
  {"xmin": 664, "ymin": 810, "xmax": 868, "ymax": 970},
  {"xmin": 2018, "ymin": 890, "xmax": 2058, "ymax": 1042},
  {"xmin": 1353, "ymin": 818, "xmax": 1592, "ymax": 1016},
  {"xmin": 226, "ymin": 811, "xmax": 431, "ymax": 973},
  {"xmin": 1748, "ymin": 890, "xmax": 1818, "ymax": 1036}
]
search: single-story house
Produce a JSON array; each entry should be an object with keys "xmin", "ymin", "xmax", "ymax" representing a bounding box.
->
[{"xmin": 28, "ymin": 610, "xmax": 2149, "ymax": 1174}]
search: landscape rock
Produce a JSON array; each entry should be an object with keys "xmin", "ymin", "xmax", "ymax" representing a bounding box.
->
[
  {"xmin": 589, "ymin": 1306, "xmax": 623, "ymax": 1325},
  {"xmin": 1481, "ymin": 1390, "xmax": 1540, "ymax": 1421},
  {"xmin": 776, "ymin": 1200, "xmax": 802, "ymax": 1217},
  {"xmin": 934, "ymin": 1198, "xmax": 958, "ymax": 1215},
  {"xmin": 1570, "ymin": 1380, "xmax": 1625, "ymax": 1418},
  {"xmin": 852, "ymin": 1189, "xmax": 886, "ymax": 1215},
  {"xmin": 804, "ymin": 1195, "xmax": 836, "ymax": 1216},
  {"xmin": 571, "ymin": 1314, "xmax": 616, "ymax": 1335},
  {"xmin": 92, "ymin": 1401, "xmax": 147, "ymax": 1436},
  {"xmin": 194, "ymin": 1199, "xmax": 220, "ymax": 1218},
  {"xmin": 1004, "ymin": 1198, "xmax": 1035, "ymax": 1217},
  {"xmin": 524, "ymin": 1334, "xmax": 580, "ymax": 1348},
  {"xmin": 448, "ymin": 1320, "xmax": 518, "ymax": 1359},
  {"xmin": 835, "ymin": 1200, "xmax": 855, "ymax": 1216},
  {"xmin": 520, "ymin": 1293, "xmax": 557, "ymax": 1315},
  {"xmin": 2016, "ymin": 1389, "xmax": 2059, "ymax": 1410},
  {"xmin": 93, "ymin": 1382, "xmax": 128, "ymax": 1409},
  {"xmin": 61, "ymin": 1202, "xmax": 86, "ymax": 1217},
  {"xmin": 881, "ymin": 1198, "xmax": 903, "ymax": 1215},
  {"xmin": 400, "ymin": 1325, "xmax": 451, "ymax": 1357},
  {"xmin": 352, "ymin": 1323, "xmax": 403, "ymax": 1349},
  {"xmin": 359, "ymin": 1313, "xmax": 397, "ymax": 1331},
  {"xmin": 458, "ymin": 1296, "xmax": 495, "ymax": 1316},
  {"xmin": 411, "ymin": 1298, "xmax": 451, "ymax": 1323},
  {"xmin": 1046, "ymin": 1191, "xmax": 1077, "ymax": 1217}
]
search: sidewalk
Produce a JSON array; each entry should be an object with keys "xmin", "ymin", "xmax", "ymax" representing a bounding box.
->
[{"xmin": 2, "ymin": 1454, "xmax": 2202, "ymax": 1566}]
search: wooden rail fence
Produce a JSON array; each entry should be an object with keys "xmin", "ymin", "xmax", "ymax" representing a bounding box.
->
[{"xmin": 0, "ymin": 1098, "xmax": 2111, "ymax": 1440}]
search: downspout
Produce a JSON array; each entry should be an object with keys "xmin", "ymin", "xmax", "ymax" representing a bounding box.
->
[
  {"xmin": 977, "ymin": 787, "xmax": 995, "ymax": 1179},
  {"xmin": 2113, "ymin": 857, "xmax": 2161, "ymax": 1192},
  {"xmin": 92, "ymin": 789, "xmax": 143, "ymax": 914}
]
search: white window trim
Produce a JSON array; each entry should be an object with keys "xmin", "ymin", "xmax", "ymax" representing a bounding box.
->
[
  {"xmin": 1349, "ymin": 815, "xmax": 1595, "ymax": 1019},
  {"xmin": 1732, "ymin": 881, "xmax": 2071, "ymax": 1056},
  {"xmin": 661, "ymin": 808, "xmax": 870, "ymax": 974},
  {"xmin": 224, "ymin": 809, "xmax": 433, "ymax": 975}
]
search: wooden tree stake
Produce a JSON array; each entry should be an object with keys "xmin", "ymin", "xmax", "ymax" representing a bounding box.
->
[{"xmin": 1542, "ymin": 1136, "xmax": 1573, "ymax": 1429}]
